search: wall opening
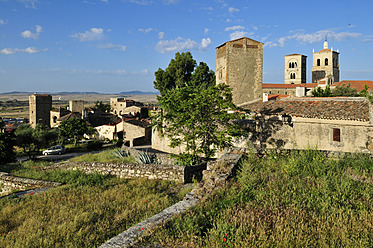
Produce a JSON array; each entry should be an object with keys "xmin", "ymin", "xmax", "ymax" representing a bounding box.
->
[{"xmin": 333, "ymin": 128, "xmax": 341, "ymax": 142}]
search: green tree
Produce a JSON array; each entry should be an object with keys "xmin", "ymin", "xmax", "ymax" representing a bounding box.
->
[
  {"xmin": 359, "ymin": 84, "xmax": 373, "ymax": 102},
  {"xmin": 311, "ymin": 85, "xmax": 332, "ymax": 97},
  {"xmin": 154, "ymin": 52, "xmax": 215, "ymax": 95},
  {"xmin": 0, "ymin": 131, "xmax": 16, "ymax": 164},
  {"xmin": 94, "ymin": 101, "xmax": 111, "ymax": 113},
  {"xmin": 332, "ymin": 83, "xmax": 358, "ymax": 97},
  {"xmin": 15, "ymin": 124, "xmax": 58, "ymax": 160},
  {"xmin": 59, "ymin": 118, "xmax": 91, "ymax": 146},
  {"xmin": 153, "ymin": 52, "xmax": 246, "ymax": 165}
]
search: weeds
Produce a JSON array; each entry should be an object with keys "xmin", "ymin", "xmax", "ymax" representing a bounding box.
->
[{"xmin": 138, "ymin": 150, "xmax": 373, "ymax": 247}]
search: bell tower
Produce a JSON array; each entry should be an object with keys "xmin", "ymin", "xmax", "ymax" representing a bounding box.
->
[
  {"xmin": 312, "ymin": 39, "xmax": 340, "ymax": 84},
  {"xmin": 284, "ymin": 54, "xmax": 307, "ymax": 84}
]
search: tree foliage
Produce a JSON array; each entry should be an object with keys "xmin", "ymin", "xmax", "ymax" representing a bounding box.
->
[
  {"xmin": 0, "ymin": 132, "xmax": 16, "ymax": 164},
  {"xmin": 14, "ymin": 124, "xmax": 59, "ymax": 160},
  {"xmin": 358, "ymin": 84, "xmax": 373, "ymax": 103},
  {"xmin": 58, "ymin": 118, "xmax": 92, "ymax": 145},
  {"xmin": 154, "ymin": 52, "xmax": 215, "ymax": 95},
  {"xmin": 332, "ymin": 83, "xmax": 358, "ymax": 97},
  {"xmin": 311, "ymin": 85, "xmax": 332, "ymax": 97},
  {"xmin": 153, "ymin": 52, "xmax": 247, "ymax": 165},
  {"xmin": 94, "ymin": 101, "xmax": 111, "ymax": 113}
]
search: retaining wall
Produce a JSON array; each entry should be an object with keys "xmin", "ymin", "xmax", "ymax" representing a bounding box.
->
[
  {"xmin": 0, "ymin": 172, "xmax": 62, "ymax": 196},
  {"xmin": 43, "ymin": 162, "xmax": 206, "ymax": 184}
]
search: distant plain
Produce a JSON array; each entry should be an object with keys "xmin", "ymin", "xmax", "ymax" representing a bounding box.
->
[{"xmin": 0, "ymin": 92, "xmax": 158, "ymax": 119}]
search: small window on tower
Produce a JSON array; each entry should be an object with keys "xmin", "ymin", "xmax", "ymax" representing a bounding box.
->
[
  {"xmin": 317, "ymin": 59, "xmax": 321, "ymax": 66},
  {"xmin": 325, "ymin": 58, "xmax": 328, "ymax": 66},
  {"xmin": 332, "ymin": 128, "xmax": 341, "ymax": 142}
]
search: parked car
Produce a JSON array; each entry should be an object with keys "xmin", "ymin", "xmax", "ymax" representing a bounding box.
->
[{"xmin": 42, "ymin": 145, "xmax": 66, "ymax": 155}]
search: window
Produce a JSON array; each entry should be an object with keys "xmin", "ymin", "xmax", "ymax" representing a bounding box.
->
[
  {"xmin": 289, "ymin": 62, "xmax": 292, "ymax": 68},
  {"xmin": 317, "ymin": 59, "xmax": 320, "ymax": 66},
  {"xmin": 294, "ymin": 62, "xmax": 297, "ymax": 68},
  {"xmin": 325, "ymin": 58, "xmax": 328, "ymax": 66},
  {"xmin": 332, "ymin": 128, "xmax": 341, "ymax": 142}
]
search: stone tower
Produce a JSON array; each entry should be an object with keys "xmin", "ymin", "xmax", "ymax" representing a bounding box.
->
[
  {"xmin": 284, "ymin": 54, "xmax": 307, "ymax": 84},
  {"xmin": 312, "ymin": 40, "xmax": 340, "ymax": 84},
  {"xmin": 29, "ymin": 94, "xmax": 52, "ymax": 128},
  {"xmin": 69, "ymin": 100, "xmax": 84, "ymax": 113},
  {"xmin": 216, "ymin": 37, "xmax": 263, "ymax": 105}
]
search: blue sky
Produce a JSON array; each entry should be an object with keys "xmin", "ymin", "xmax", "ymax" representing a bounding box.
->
[{"xmin": 1, "ymin": 0, "xmax": 373, "ymax": 93}]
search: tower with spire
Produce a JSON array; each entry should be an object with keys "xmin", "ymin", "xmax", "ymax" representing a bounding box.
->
[{"xmin": 311, "ymin": 38, "xmax": 340, "ymax": 84}]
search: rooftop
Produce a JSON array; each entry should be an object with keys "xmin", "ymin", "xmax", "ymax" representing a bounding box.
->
[
  {"xmin": 241, "ymin": 97, "xmax": 371, "ymax": 122},
  {"xmin": 332, "ymin": 80, "xmax": 373, "ymax": 92}
]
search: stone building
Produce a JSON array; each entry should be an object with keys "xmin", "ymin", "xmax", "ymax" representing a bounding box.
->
[
  {"xmin": 69, "ymin": 100, "xmax": 84, "ymax": 114},
  {"xmin": 312, "ymin": 40, "xmax": 340, "ymax": 84},
  {"xmin": 110, "ymin": 98, "xmax": 144, "ymax": 116},
  {"xmin": 284, "ymin": 54, "xmax": 307, "ymax": 84},
  {"xmin": 122, "ymin": 119, "xmax": 151, "ymax": 147},
  {"xmin": 216, "ymin": 37, "xmax": 263, "ymax": 105},
  {"xmin": 240, "ymin": 97, "xmax": 373, "ymax": 153},
  {"xmin": 29, "ymin": 94, "xmax": 52, "ymax": 128}
]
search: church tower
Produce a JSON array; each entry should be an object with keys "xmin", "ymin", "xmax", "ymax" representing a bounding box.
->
[
  {"xmin": 284, "ymin": 54, "xmax": 307, "ymax": 84},
  {"xmin": 312, "ymin": 39, "xmax": 340, "ymax": 84}
]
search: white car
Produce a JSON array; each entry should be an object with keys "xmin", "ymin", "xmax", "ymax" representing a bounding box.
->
[{"xmin": 42, "ymin": 145, "xmax": 66, "ymax": 155}]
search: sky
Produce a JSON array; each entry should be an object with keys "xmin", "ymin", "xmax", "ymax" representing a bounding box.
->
[{"xmin": 1, "ymin": 0, "xmax": 373, "ymax": 93}]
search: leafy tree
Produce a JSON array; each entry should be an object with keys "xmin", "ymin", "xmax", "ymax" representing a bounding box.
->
[
  {"xmin": 94, "ymin": 101, "xmax": 111, "ymax": 113},
  {"xmin": 15, "ymin": 124, "xmax": 58, "ymax": 160},
  {"xmin": 154, "ymin": 52, "xmax": 215, "ymax": 95},
  {"xmin": 59, "ymin": 118, "xmax": 91, "ymax": 146},
  {"xmin": 0, "ymin": 131, "xmax": 16, "ymax": 164},
  {"xmin": 359, "ymin": 84, "xmax": 373, "ymax": 102},
  {"xmin": 153, "ymin": 52, "xmax": 246, "ymax": 165},
  {"xmin": 311, "ymin": 85, "xmax": 332, "ymax": 97},
  {"xmin": 332, "ymin": 83, "xmax": 358, "ymax": 97}
]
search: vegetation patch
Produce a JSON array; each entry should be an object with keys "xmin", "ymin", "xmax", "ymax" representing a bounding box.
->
[
  {"xmin": 0, "ymin": 160, "xmax": 190, "ymax": 247},
  {"xmin": 138, "ymin": 150, "xmax": 373, "ymax": 247}
]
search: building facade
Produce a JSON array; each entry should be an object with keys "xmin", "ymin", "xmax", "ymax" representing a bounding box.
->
[
  {"xmin": 216, "ymin": 37, "xmax": 263, "ymax": 105},
  {"xmin": 29, "ymin": 94, "xmax": 52, "ymax": 128},
  {"xmin": 284, "ymin": 54, "xmax": 307, "ymax": 84},
  {"xmin": 312, "ymin": 40, "xmax": 340, "ymax": 84}
]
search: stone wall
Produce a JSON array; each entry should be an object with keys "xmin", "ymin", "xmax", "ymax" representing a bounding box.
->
[
  {"xmin": 0, "ymin": 172, "xmax": 62, "ymax": 196},
  {"xmin": 44, "ymin": 161, "xmax": 206, "ymax": 184},
  {"xmin": 122, "ymin": 145, "xmax": 176, "ymax": 165}
]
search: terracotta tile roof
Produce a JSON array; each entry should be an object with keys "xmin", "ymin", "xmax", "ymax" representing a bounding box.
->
[
  {"xmin": 240, "ymin": 97, "xmax": 371, "ymax": 122},
  {"xmin": 263, "ymin": 83, "xmax": 317, "ymax": 89},
  {"xmin": 57, "ymin": 112, "xmax": 81, "ymax": 121},
  {"xmin": 125, "ymin": 119, "xmax": 150, "ymax": 128},
  {"xmin": 332, "ymin": 80, "xmax": 373, "ymax": 92},
  {"xmin": 319, "ymin": 49, "xmax": 331, "ymax": 52},
  {"xmin": 285, "ymin": 53, "xmax": 306, "ymax": 57},
  {"xmin": 268, "ymin": 94, "xmax": 290, "ymax": 100}
]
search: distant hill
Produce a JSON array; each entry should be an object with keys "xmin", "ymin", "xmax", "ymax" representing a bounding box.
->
[
  {"xmin": 119, "ymin": 91, "xmax": 158, "ymax": 95},
  {"xmin": 2, "ymin": 91, "xmax": 158, "ymax": 95}
]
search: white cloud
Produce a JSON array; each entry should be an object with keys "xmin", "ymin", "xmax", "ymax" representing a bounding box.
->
[
  {"xmin": 18, "ymin": 0, "xmax": 38, "ymax": 9},
  {"xmin": 224, "ymin": 25, "xmax": 244, "ymax": 31},
  {"xmin": 70, "ymin": 28, "xmax": 104, "ymax": 41},
  {"xmin": 98, "ymin": 43, "xmax": 126, "ymax": 51},
  {"xmin": 139, "ymin": 27, "xmax": 153, "ymax": 33},
  {"xmin": 228, "ymin": 7, "xmax": 239, "ymax": 13},
  {"xmin": 0, "ymin": 19, "xmax": 7, "ymax": 25},
  {"xmin": 230, "ymin": 31, "xmax": 252, "ymax": 40},
  {"xmin": 44, "ymin": 68, "xmax": 149, "ymax": 76},
  {"xmin": 204, "ymin": 28, "xmax": 209, "ymax": 34},
  {"xmin": 252, "ymin": 25, "xmax": 258, "ymax": 31},
  {"xmin": 264, "ymin": 29, "xmax": 362, "ymax": 48},
  {"xmin": 226, "ymin": 18, "xmax": 232, "ymax": 23},
  {"xmin": 21, "ymin": 25, "xmax": 42, "ymax": 39},
  {"xmin": 163, "ymin": 0, "xmax": 179, "ymax": 4},
  {"xmin": 156, "ymin": 37, "xmax": 212, "ymax": 53},
  {"xmin": 126, "ymin": 0, "xmax": 153, "ymax": 5},
  {"xmin": 0, "ymin": 47, "xmax": 47, "ymax": 55},
  {"xmin": 158, "ymin": 31, "xmax": 165, "ymax": 39},
  {"xmin": 200, "ymin": 38, "xmax": 211, "ymax": 50}
]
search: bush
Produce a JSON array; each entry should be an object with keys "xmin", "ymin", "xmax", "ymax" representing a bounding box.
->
[{"xmin": 86, "ymin": 140, "xmax": 103, "ymax": 151}]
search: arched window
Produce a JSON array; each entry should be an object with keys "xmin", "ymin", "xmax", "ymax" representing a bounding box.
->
[
  {"xmin": 289, "ymin": 62, "xmax": 292, "ymax": 68},
  {"xmin": 294, "ymin": 62, "xmax": 297, "ymax": 68},
  {"xmin": 53, "ymin": 116, "xmax": 57, "ymax": 123},
  {"xmin": 293, "ymin": 73, "xmax": 296, "ymax": 79},
  {"xmin": 317, "ymin": 59, "xmax": 320, "ymax": 66},
  {"xmin": 325, "ymin": 58, "xmax": 328, "ymax": 66}
]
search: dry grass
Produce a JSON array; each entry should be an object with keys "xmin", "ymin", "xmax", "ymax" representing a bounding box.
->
[{"xmin": 138, "ymin": 150, "xmax": 373, "ymax": 247}]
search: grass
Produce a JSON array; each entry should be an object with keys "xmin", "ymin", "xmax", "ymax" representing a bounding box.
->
[
  {"xmin": 69, "ymin": 148, "xmax": 136, "ymax": 163},
  {"xmin": 137, "ymin": 150, "xmax": 373, "ymax": 247},
  {"xmin": 0, "ymin": 159, "xmax": 191, "ymax": 247}
]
